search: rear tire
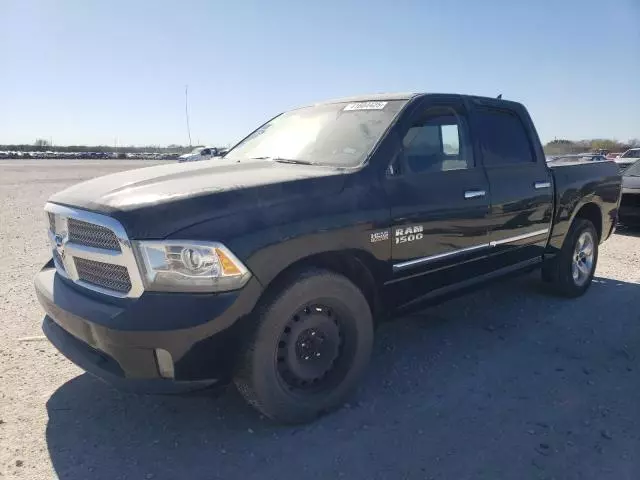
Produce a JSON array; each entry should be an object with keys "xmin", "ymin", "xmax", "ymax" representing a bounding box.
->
[
  {"xmin": 234, "ymin": 269, "xmax": 374, "ymax": 424},
  {"xmin": 542, "ymin": 218, "xmax": 598, "ymax": 297}
]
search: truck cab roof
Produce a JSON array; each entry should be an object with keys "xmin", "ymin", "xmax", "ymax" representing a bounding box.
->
[{"xmin": 313, "ymin": 92, "xmax": 520, "ymax": 107}]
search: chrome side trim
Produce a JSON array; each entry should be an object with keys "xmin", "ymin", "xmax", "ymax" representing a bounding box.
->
[
  {"xmin": 464, "ymin": 190, "xmax": 486, "ymax": 199},
  {"xmin": 393, "ymin": 228, "xmax": 550, "ymax": 271},
  {"xmin": 393, "ymin": 243, "xmax": 490, "ymax": 271},
  {"xmin": 488, "ymin": 228, "xmax": 550, "ymax": 247},
  {"xmin": 45, "ymin": 202, "xmax": 144, "ymax": 298},
  {"xmin": 534, "ymin": 181, "xmax": 551, "ymax": 189}
]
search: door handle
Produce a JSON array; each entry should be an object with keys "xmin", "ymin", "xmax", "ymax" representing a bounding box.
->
[
  {"xmin": 534, "ymin": 181, "xmax": 551, "ymax": 189},
  {"xmin": 464, "ymin": 190, "xmax": 486, "ymax": 199}
]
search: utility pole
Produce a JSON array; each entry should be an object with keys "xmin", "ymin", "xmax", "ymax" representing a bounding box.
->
[{"xmin": 185, "ymin": 85, "xmax": 192, "ymax": 148}]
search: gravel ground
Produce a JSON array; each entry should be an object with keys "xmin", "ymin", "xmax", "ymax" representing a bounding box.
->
[{"xmin": 1, "ymin": 159, "xmax": 639, "ymax": 480}]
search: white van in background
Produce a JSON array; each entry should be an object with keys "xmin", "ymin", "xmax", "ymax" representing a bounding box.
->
[{"xmin": 178, "ymin": 146, "xmax": 222, "ymax": 162}]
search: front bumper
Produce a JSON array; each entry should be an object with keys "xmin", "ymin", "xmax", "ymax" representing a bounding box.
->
[{"xmin": 35, "ymin": 264, "xmax": 262, "ymax": 392}]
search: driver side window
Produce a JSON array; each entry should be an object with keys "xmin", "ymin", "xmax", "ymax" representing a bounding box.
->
[
  {"xmin": 401, "ymin": 105, "xmax": 472, "ymax": 173},
  {"xmin": 201, "ymin": 148, "xmax": 211, "ymax": 156}
]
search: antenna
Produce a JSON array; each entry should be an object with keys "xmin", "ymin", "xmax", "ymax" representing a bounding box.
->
[{"xmin": 185, "ymin": 85, "xmax": 192, "ymax": 148}]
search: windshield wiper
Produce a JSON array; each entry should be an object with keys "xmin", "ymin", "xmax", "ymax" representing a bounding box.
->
[{"xmin": 250, "ymin": 156, "xmax": 315, "ymax": 165}]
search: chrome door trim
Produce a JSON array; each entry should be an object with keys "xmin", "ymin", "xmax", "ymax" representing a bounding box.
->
[
  {"xmin": 534, "ymin": 181, "xmax": 551, "ymax": 189},
  {"xmin": 393, "ymin": 228, "xmax": 550, "ymax": 271},
  {"xmin": 393, "ymin": 243, "xmax": 490, "ymax": 271},
  {"xmin": 488, "ymin": 228, "xmax": 550, "ymax": 247},
  {"xmin": 464, "ymin": 190, "xmax": 486, "ymax": 199}
]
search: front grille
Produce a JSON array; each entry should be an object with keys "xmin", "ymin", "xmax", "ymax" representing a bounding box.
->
[
  {"xmin": 74, "ymin": 257, "xmax": 132, "ymax": 293},
  {"xmin": 46, "ymin": 203, "xmax": 143, "ymax": 298},
  {"xmin": 68, "ymin": 218, "xmax": 121, "ymax": 251}
]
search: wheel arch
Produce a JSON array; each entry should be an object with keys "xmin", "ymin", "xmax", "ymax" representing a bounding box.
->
[
  {"xmin": 255, "ymin": 249, "xmax": 387, "ymax": 324},
  {"xmin": 572, "ymin": 202, "xmax": 603, "ymax": 241}
]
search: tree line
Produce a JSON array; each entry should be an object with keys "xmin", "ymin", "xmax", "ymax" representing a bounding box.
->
[
  {"xmin": 1, "ymin": 141, "xmax": 203, "ymax": 154},
  {"xmin": 543, "ymin": 139, "xmax": 639, "ymax": 156},
  {"xmin": 3, "ymin": 138, "xmax": 639, "ymax": 156}
]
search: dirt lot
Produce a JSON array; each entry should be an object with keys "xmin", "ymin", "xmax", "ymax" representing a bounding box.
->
[{"xmin": 1, "ymin": 159, "xmax": 639, "ymax": 480}]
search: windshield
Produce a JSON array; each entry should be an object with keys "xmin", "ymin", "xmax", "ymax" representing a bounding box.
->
[
  {"xmin": 621, "ymin": 149, "xmax": 640, "ymax": 159},
  {"xmin": 190, "ymin": 147, "xmax": 205, "ymax": 154},
  {"xmin": 225, "ymin": 100, "xmax": 408, "ymax": 167},
  {"xmin": 624, "ymin": 159, "xmax": 640, "ymax": 176}
]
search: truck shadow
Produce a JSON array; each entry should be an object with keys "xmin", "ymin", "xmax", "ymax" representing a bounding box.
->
[
  {"xmin": 614, "ymin": 224, "xmax": 640, "ymax": 238},
  {"xmin": 46, "ymin": 274, "xmax": 640, "ymax": 480}
]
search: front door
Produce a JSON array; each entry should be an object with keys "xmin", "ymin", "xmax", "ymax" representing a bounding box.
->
[{"xmin": 384, "ymin": 98, "xmax": 492, "ymax": 309}]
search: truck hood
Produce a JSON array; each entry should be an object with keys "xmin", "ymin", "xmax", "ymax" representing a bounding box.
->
[{"xmin": 49, "ymin": 158, "xmax": 348, "ymax": 238}]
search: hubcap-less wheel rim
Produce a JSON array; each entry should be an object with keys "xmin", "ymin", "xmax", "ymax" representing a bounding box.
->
[
  {"xmin": 276, "ymin": 304, "xmax": 346, "ymax": 391},
  {"xmin": 572, "ymin": 231, "xmax": 595, "ymax": 286}
]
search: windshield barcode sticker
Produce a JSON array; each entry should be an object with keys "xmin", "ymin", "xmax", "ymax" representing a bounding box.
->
[{"xmin": 343, "ymin": 101, "xmax": 388, "ymax": 111}]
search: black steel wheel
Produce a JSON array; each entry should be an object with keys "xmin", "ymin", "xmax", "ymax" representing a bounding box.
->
[
  {"xmin": 276, "ymin": 303, "xmax": 351, "ymax": 392},
  {"xmin": 234, "ymin": 269, "xmax": 373, "ymax": 424}
]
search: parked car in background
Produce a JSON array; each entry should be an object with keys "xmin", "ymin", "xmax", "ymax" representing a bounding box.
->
[
  {"xmin": 619, "ymin": 159, "xmax": 640, "ymax": 227},
  {"xmin": 615, "ymin": 148, "xmax": 640, "ymax": 172},
  {"xmin": 606, "ymin": 152, "xmax": 622, "ymax": 160},
  {"xmin": 547, "ymin": 153, "xmax": 607, "ymax": 164},
  {"xmin": 178, "ymin": 146, "xmax": 222, "ymax": 162}
]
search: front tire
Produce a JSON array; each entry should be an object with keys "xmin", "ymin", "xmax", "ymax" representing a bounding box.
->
[
  {"xmin": 234, "ymin": 269, "xmax": 374, "ymax": 424},
  {"xmin": 542, "ymin": 218, "xmax": 598, "ymax": 297}
]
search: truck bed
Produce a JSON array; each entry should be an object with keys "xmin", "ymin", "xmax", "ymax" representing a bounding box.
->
[{"xmin": 547, "ymin": 160, "xmax": 622, "ymax": 251}]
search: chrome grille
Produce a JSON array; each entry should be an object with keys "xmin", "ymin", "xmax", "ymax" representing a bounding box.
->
[
  {"xmin": 45, "ymin": 203, "xmax": 144, "ymax": 298},
  {"xmin": 74, "ymin": 257, "xmax": 132, "ymax": 293},
  {"xmin": 68, "ymin": 218, "xmax": 121, "ymax": 251},
  {"xmin": 52, "ymin": 249, "xmax": 66, "ymax": 273}
]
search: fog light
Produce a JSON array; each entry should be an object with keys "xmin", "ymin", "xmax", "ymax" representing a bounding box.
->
[{"xmin": 155, "ymin": 349, "xmax": 175, "ymax": 379}]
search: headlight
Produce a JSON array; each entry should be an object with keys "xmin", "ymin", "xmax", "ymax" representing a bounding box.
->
[{"xmin": 134, "ymin": 241, "xmax": 251, "ymax": 292}]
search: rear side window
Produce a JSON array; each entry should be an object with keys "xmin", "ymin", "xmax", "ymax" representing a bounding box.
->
[{"xmin": 476, "ymin": 107, "xmax": 534, "ymax": 166}]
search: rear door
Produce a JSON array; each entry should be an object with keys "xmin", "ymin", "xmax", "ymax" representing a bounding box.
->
[
  {"xmin": 384, "ymin": 97, "xmax": 493, "ymax": 308},
  {"xmin": 471, "ymin": 101, "xmax": 553, "ymax": 267}
]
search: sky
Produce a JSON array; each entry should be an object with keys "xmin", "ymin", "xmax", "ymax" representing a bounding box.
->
[{"xmin": 1, "ymin": 0, "xmax": 639, "ymax": 147}]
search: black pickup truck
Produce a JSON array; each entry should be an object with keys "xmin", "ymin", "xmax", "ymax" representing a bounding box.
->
[{"xmin": 35, "ymin": 93, "xmax": 622, "ymax": 423}]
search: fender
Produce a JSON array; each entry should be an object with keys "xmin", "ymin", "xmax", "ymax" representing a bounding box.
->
[{"xmin": 547, "ymin": 161, "xmax": 620, "ymax": 252}]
